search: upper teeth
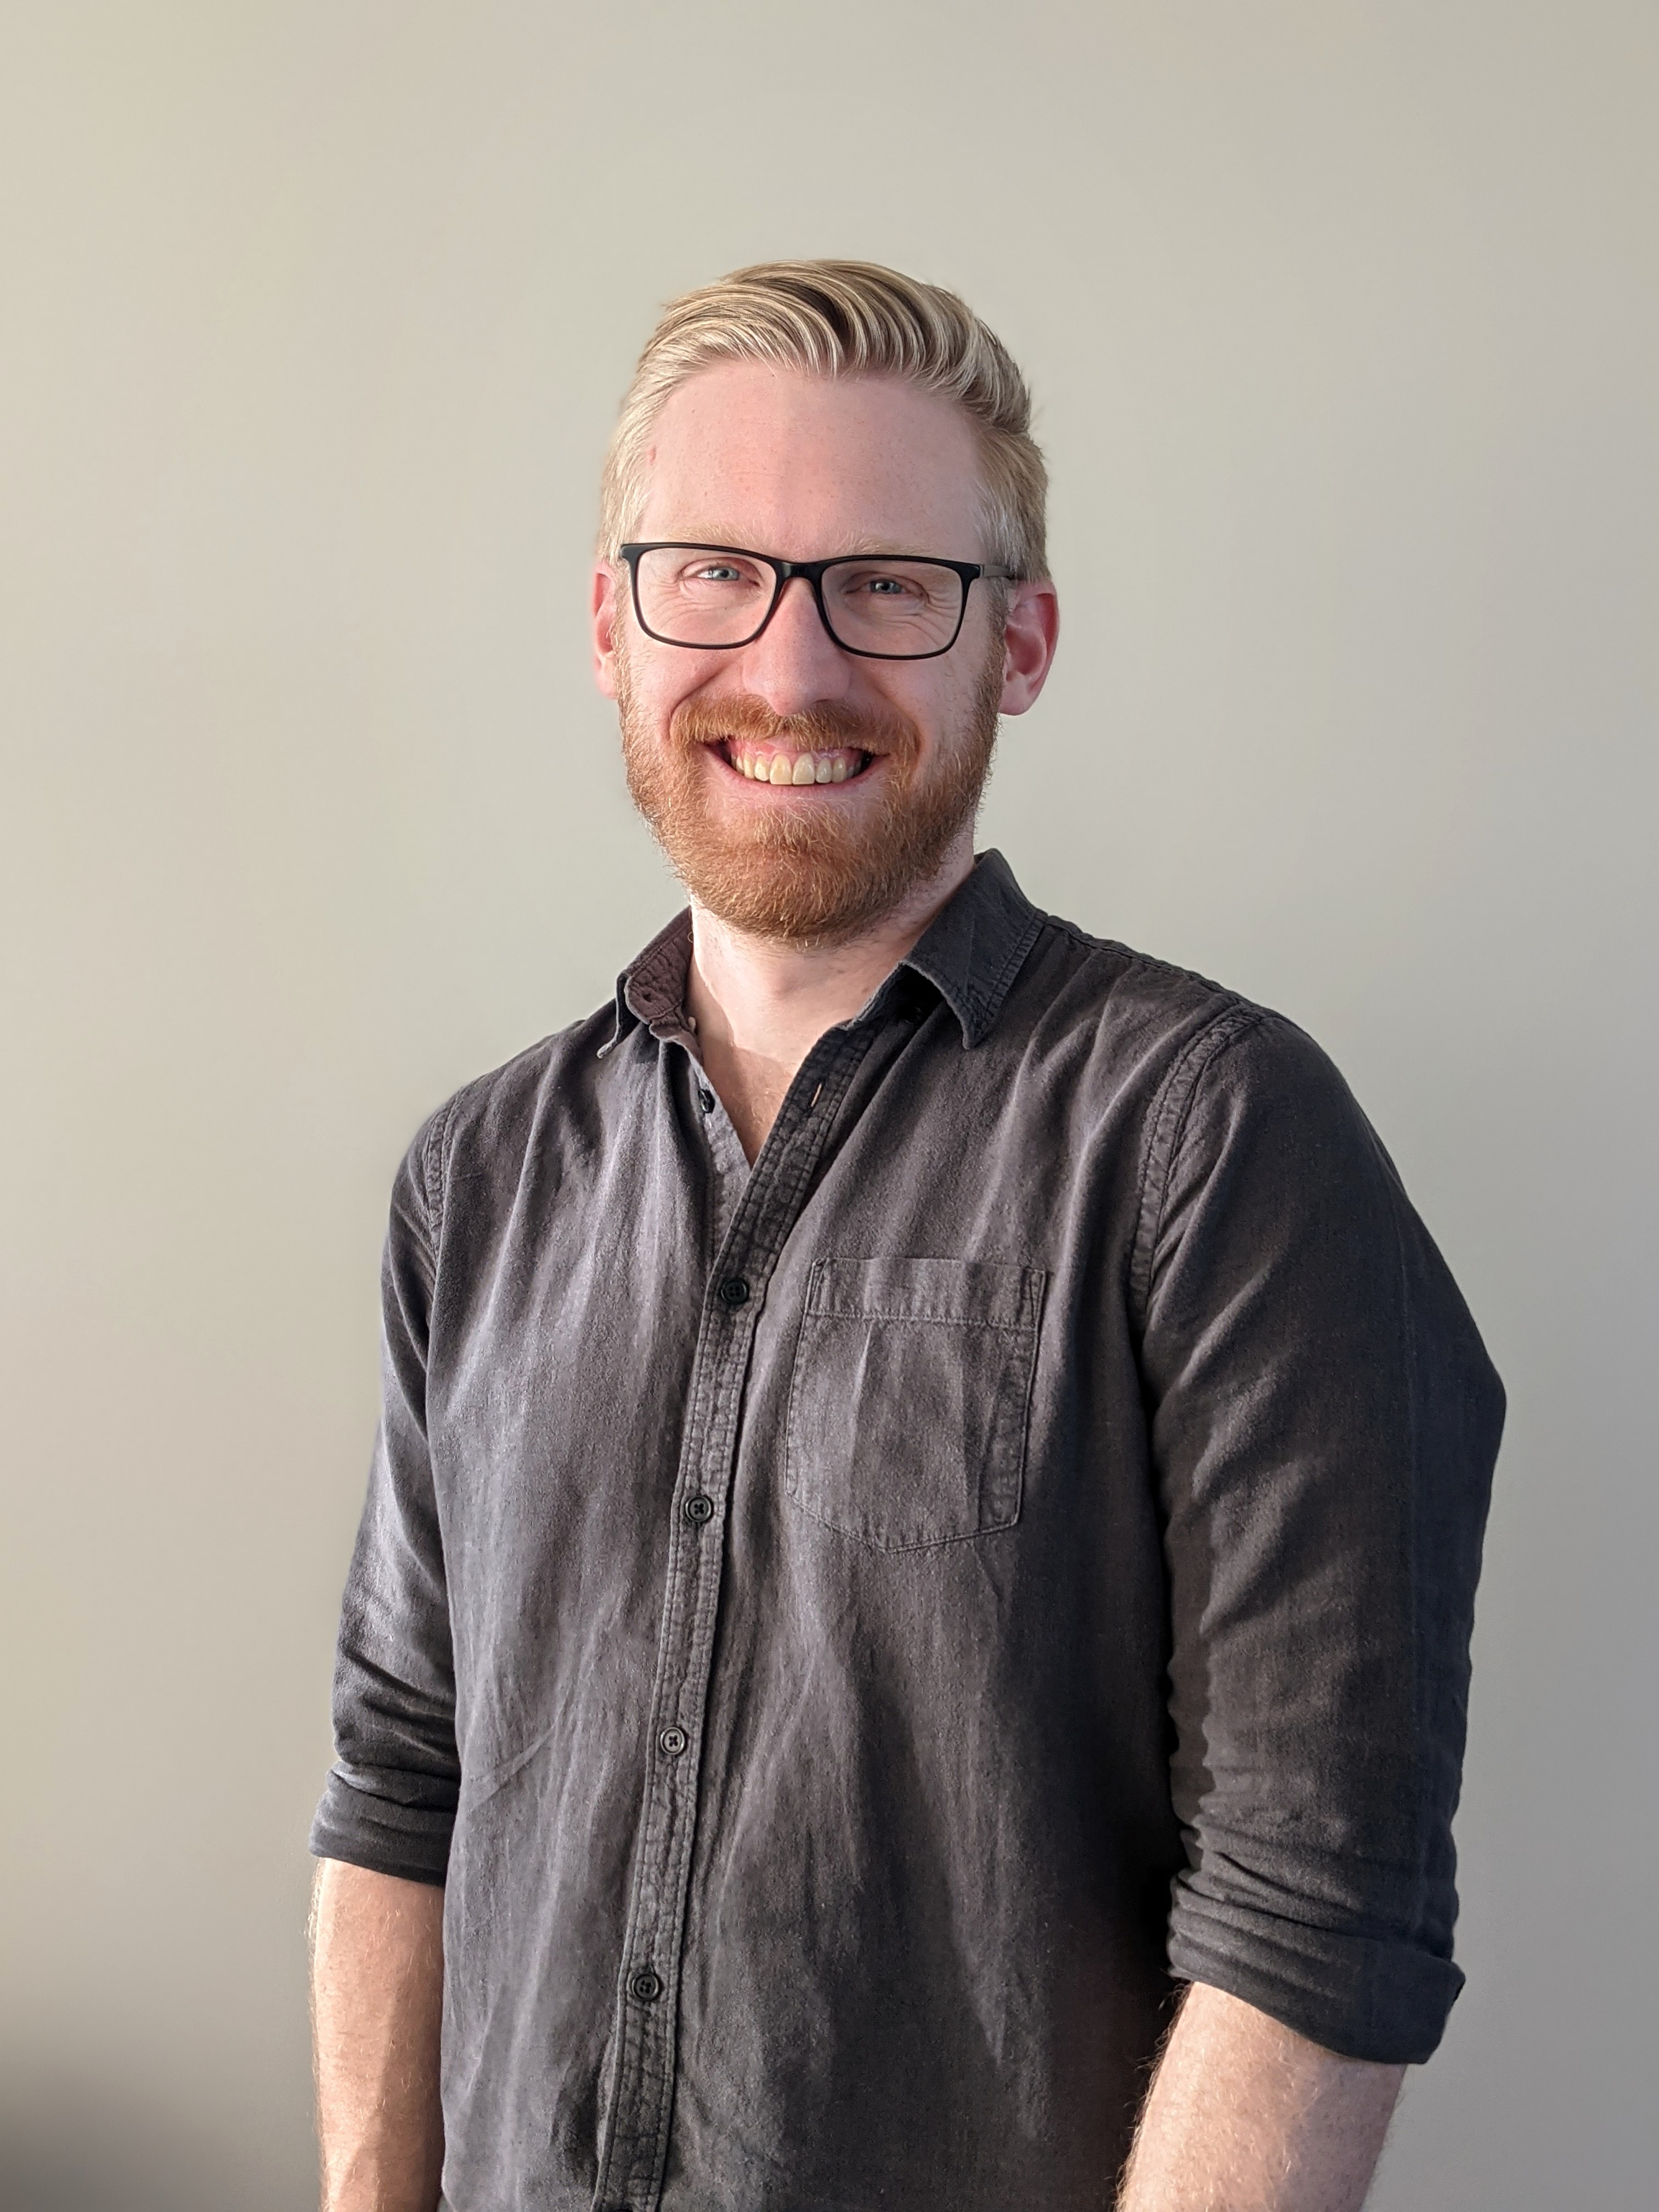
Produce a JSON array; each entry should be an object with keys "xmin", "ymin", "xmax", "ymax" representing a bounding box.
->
[{"xmin": 731, "ymin": 747, "xmax": 858, "ymax": 786}]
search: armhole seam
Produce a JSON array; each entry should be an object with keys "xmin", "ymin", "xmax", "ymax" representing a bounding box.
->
[{"xmin": 1128, "ymin": 1003, "xmax": 1265, "ymax": 1337}]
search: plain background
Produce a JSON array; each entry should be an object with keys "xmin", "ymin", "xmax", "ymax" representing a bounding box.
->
[{"xmin": 2, "ymin": 4, "xmax": 1654, "ymax": 2205}]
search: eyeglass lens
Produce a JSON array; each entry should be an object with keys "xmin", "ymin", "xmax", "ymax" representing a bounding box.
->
[{"xmin": 633, "ymin": 548, "xmax": 967, "ymax": 657}]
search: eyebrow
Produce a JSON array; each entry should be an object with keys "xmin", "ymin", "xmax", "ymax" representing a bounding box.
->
[{"xmin": 647, "ymin": 532, "xmax": 936, "ymax": 558}]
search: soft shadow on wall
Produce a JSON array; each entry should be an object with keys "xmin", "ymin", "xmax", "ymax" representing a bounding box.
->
[{"xmin": 0, "ymin": 2081, "xmax": 303, "ymax": 2212}]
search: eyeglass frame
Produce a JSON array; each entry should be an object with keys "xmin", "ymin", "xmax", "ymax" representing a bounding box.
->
[{"xmin": 614, "ymin": 541, "xmax": 1022, "ymax": 663}]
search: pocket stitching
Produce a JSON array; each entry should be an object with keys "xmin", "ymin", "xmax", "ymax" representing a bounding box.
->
[
  {"xmin": 803, "ymin": 1310, "xmax": 1034, "ymax": 1331},
  {"xmin": 784, "ymin": 1259, "xmax": 1046, "ymax": 1552},
  {"xmin": 782, "ymin": 1488, "xmax": 1018, "ymax": 1554},
  {"xmin": 803, "ymin": 1253, "xmax": 1040, "ymax": 1331}
]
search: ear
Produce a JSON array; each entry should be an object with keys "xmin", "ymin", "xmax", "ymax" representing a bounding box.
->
[
  {"xmin": 997, "ymin": 578, "xmax": 1060, "ymax": 716},
  {"xmin": 592, "ymin": 560, "xmax": 622, "ymax": 699}
]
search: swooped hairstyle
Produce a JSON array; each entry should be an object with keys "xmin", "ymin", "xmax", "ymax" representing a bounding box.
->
[{"xmin": 598, "ymin": 259, "xmax": 1048, "ymax": 583}]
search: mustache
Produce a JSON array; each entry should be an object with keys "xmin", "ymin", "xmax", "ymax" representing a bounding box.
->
[{"xmin": 670, "ymin": 692, "xmax": 921, "ymax": 760}]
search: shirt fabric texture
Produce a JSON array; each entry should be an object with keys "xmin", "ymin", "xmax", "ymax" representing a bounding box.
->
[{"xmin": 312, "ymin": 851, "xmax": 1504, "ymax": 2211}]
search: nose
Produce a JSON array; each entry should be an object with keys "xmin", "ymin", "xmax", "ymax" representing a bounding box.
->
[{"xmin": 735, "ymin": 574, "xmax": 854, "ymax": 718}]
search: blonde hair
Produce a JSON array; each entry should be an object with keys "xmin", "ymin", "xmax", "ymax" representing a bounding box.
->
[{"xmin": 599, "ymin": 259, "xmax": 1048, "ymax": 581}]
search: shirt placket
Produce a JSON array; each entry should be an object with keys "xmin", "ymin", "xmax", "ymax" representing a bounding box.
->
[
  {"xmin": 684, "ymin": 1053, "xmax": 750, "ymax": 1254},
  {"xmin": 591, "ymin": 1017, "xmax": 879, "ymax": 2212}
]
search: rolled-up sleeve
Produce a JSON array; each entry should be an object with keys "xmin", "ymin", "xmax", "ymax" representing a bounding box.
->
[
  {"xmin": 1137, "ymin": 1009, "xmax": 1504, "ymax": 2063},
  {"xmin": 309, "ymin": 1112, "xmax": 460, "ymax": 1886}
]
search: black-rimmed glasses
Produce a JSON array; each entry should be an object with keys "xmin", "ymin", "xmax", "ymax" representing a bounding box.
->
[{"xmin": 616, "ymin": 543, "xmax": 1018, "ymax": 662}]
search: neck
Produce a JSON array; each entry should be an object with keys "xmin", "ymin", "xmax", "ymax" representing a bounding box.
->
[{"xmin": 684, "ymin": 834, "xmax": 975, "ymax": 1161}]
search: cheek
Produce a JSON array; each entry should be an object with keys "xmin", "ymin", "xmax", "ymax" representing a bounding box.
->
[
  {"xmin": 894, "ymin": 664, "xmax": 979, "ymax": 752},
  {"xmin": 617, "ymin": 635, "xmax": 727, "ymax": 732}
]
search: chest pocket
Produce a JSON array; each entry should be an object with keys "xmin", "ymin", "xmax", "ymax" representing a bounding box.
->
[{"xmin": 784, "ymin": 1256, "xmax": 1046, "ymax": 1551}]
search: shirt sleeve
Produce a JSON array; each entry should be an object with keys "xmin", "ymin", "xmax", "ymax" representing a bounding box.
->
[
  {"xmin": 1135, "ymin": 1007, "xmax": 1504, "ymax": 2064},
  {"xmin": 309, "ymin": 1111, "xmax": 460, "ymax": 1886}
]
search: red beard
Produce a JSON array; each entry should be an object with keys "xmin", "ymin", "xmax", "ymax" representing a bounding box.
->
[{"xmin": 618, "ymin": 655, "xmax": 1003, "ymax": 946}]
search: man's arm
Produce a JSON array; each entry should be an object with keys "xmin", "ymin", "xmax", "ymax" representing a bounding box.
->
[
  {"xmin": 309, "ymin": 1121, "xmax": 459, "ymax": 2207},
  {"xmin": 1118, "ymin": 1983, "xmax": 1403, "ymax": 2211},
  {"xmin": 1135, "ymin": 1015, "xmax": 1502, "ymax": 2078},
  {"xmin": 309, "ymin": 1858, "xmax": 445, "ymax": 2212}
]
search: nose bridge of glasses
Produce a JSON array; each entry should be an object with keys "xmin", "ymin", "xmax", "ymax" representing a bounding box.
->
[{"xmin": 763, "ymin": 563, "xmax": 838, "ymax": 646}]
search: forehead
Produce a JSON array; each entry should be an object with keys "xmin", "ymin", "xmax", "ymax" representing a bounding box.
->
[{"xmin": 634, "ymin": 361, "xmax": 985, "ymax": 557}]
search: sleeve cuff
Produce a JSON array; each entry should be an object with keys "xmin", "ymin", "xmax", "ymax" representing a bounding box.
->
[
  {"xmin": 309, "ymin": 1768, "xmax": 455, "ymax": 1887},
  {"xmin": 1167, "ymin": 1882, "xmax": 1465, "ymax": 2064}
]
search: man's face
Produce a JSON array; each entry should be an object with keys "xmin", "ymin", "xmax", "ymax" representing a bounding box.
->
[{"xmin": 592, "ymin": 362, "xmax": 1054, "ymax": 945}]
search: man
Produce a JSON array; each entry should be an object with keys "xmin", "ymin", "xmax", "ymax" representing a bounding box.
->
[{"xmin": 309, "ymin": 261, "xmax": 1503, "ymax": 2211}]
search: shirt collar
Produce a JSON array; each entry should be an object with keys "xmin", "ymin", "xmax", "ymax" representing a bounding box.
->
[
  {"xmin": 898, "ymin": 849, "xmax": 1045, "ymax": 1047},
  {"xmin": 600, "ymin": 849, "xmax": 1043, "ymax": 1057},
  {"xmin": 599, "ymin": 907, "xmax": 697, "ymax": 1056}
]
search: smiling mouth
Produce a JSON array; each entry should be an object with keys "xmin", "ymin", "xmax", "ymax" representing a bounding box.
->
[{"xmin": 715, "ymin": 738, "xmax": 874, "ymax": 787}]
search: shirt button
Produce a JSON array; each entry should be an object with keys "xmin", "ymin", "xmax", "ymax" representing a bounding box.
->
[
  {"xmin": 718, "ymin": 1275, "xmax": 750, "ymax": 1308},
  {"xmin": 697, "ymin": 1086, "xmax": 715, "ymax": 1113},
  {"xmin": 629, "ymin": 1968, "xmax": 664, "ymax": 2003},
  {"xmin": 658, "ymin": 1725, "xmax": 688, "ymax": 1756},
  {"xmin": 683, "ymin": 1492, "xmax": 714, "ymax": 1523}
]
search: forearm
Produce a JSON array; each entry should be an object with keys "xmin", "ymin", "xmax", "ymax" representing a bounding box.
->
[
  {"xmin": 310, "ymin": 1858, "xmax": 446, "ymax": 2212},
  {"xmin": 1118, "ymin": 1983, "xmax": 1403, "ymax": 2212}
]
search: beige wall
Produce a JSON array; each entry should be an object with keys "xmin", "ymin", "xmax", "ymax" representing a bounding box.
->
[{"xmin": 3, "ymin": 4, "xmax": 1655, "ymax": 2204}]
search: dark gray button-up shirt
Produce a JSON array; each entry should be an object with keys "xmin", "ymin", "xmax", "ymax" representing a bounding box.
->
[{"xmin": 312, "ymin": 851, "xmax": 1503, "ymax": 2211}]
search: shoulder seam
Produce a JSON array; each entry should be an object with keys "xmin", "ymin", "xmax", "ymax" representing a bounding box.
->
[
  {"xmin": 1035, "ymin": 916, "xmax": 1243, "ymax": 1010},
  {"xmin": 420, "ymin": 1094, "xmax": 461, "ymax": 1257},
  {"xmin": 1128, "ymin": 1002, "xmax": 1266, "ymax": 1336}
]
